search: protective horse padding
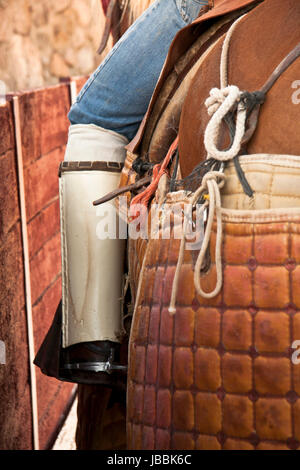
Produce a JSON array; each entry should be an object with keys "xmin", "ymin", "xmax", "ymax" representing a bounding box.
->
[
  {"xmin": 222, "ymin": 155, "xmax": 300, "ymax": 210},
  {"xmin": 125, "ymin": 0, "xmax": 300, "ymax": 450},
  {"xmin": 127, "ymin": 204, "xmax": 300, "ymax": 450}
]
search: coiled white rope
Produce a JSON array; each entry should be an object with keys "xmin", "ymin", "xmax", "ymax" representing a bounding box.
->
[{"xmin": 204, "ymin": 85, "xmax": 247, "ymax": 161}]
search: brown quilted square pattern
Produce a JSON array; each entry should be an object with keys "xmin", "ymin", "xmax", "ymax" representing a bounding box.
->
[
  {"xmin": 195, "ymin": 307, "xmax": 220, "ymax": 347},
  {"xmin": 223, "ymin": 395, "xmax": 254, "ymax": 438},
  {"xmin": 157, "ymin": 345, "xmax": 172, "ymax": 387},
  {"xmin": 145, "ymin": 344, "xmax": 158, "ymax": 385},
  {"xmin": 136, "ymin": 306, "xmax": 150, "ymax": 344},
  {"xmin": 174, "ymin": 308, "xmax": 195, "ymax": 346},
  {"xmin": 157, "ymin": 389, "xmax": 172, "ymax": 428},
  {"xmin": 293, "ymin": 363, "xmax": 300, "ymax": 395},
  {"xmin": 292, "ymin": 267, "xmax": 300, "ymax": 308},
  {"xmin": 254, "ymin": 358, "xmax": 291, "ymax": 396},
  {"xmin": 173, "ymin": 348, "xmax": 194, "ymax": 389},
  {"xmin": 254, "ymin": 267, "xmax": 290, "ymax": 309},
  {"xmin": 222, "ymin": 354, "xmax": 252, "ymax": 393},
  {"xmin": 224, "ymin": 266, "xmax": 253, "ymax": 307},
  {"xmin": 194, "ymin": 348, "xmax": 221, "ymax": 391},
  {"xmin": 294, "ymin": 401, "xmax": 300, "ymax": 441},
  {"xmin": 222, "ymin": 310, "xmax": 252, "ymax": 350},
  {"xmin": 173, "ymin": 391, "xmax": 194, "ymax": 431},
  {"xmin": 127, "ymin": 216, "xmax": 300, "ymax": 450},
  {"xmin": 255, "ymin": 399, "xmax": 292, "ymax": 441},
  {"xmin": 254, "ymin": 233, "xmax": 289, "ymax": 264},
  {"xmin": 291, "ymin": 232, "xmax": 300, "ymax": 263},
  {"xmin": 195, "ymin": 393, "xmax": 222, "ymax": 434},
  {"xmin": 155, "ymin": 429, "xmax": 171, "ymax": 450},
  {"xmin": 294, "ymin": 313, "xmax": 300, "ymax": 339},
  {"xmin": 224, "ymin": 233, "xmax": 252, "ymax": 264},
  {"xmin": 159, "ymin": 307, "xmax": 174, "ymax": 345},
  {"xmin": 255, "ymin": 311, "xmax": 290, "ymax": 353}
]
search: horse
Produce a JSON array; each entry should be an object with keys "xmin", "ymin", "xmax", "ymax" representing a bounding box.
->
[
  {"xmin": 124, "ymin": 0, "xmax": 300, "ymax": 450},
  {"xmin": 77, "ymin": 0, "xmax": 300, "ymax": 449}
]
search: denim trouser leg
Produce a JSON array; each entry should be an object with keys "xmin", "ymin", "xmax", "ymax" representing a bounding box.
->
[{"xmin": 68, "ymin": 0, "xmax": 208, "ymax": 142}]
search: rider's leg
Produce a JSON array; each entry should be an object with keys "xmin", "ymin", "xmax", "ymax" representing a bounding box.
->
[
  {"xmin": 60, "ymin": 0, "xmax": 207, "ymax": 382},
  {"xmin": 68, "ymin": 0, "xmax": 208, "ymax": 141},
  {"xmin": 61, "ymin": 125, "xmax": 128, "ymax": 350},
  {"xmin": 59, "ymin": 125, "xmax": 129, "ymax": 386}
]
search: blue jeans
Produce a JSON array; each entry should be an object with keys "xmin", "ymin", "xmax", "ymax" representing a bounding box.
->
[{"xmin": 68, "ymin": 0, "xmax": 208, "ymax": 142}]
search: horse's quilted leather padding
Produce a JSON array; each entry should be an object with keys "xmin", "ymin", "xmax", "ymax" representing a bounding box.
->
[{"xmin": 127, "ymin": 211, "xmax": 300, "ymax": 450}]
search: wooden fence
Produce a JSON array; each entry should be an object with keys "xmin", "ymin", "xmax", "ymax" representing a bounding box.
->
[{"xmin": 0, "ymin": 77, "xmax": 87, "ymax": 449}]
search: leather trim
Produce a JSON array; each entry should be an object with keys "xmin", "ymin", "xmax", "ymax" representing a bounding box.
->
[
  {"xmin": 221, "ymin": 207, "xmax": 300, "ymax": 223},
  {"xmin": 59, "ymin": 161, "xmax": 124, "ymax": 176}
]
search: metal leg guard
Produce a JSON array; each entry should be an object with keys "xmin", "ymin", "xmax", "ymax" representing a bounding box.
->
[{"xmin": 59, "ymin": 124, "xmax": 128, "ymax": 383}]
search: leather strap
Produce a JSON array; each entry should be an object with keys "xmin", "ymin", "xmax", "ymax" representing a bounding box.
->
[
  {"xmin": 93, "ymin": 175, "xmax": 152, "ymax": 206},
  {"xmin": 242, "ymin": 41, "xmax": 300, "ymax": 147},
  {"xmin": 97, "ymin": 0, "xmax": 118, "ymax": 55},
  {"xmin": 261, "ymin": 42, "xmax": 300, "ymax": 94},
  {"xmin": 59, "ymin": 160, "xmax": 124, "ymax": 176}
]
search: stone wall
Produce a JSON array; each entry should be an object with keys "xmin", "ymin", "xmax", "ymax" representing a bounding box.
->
[{"xmin": 0, "ymin": 0, "xmax": 109, "ymax": 92}]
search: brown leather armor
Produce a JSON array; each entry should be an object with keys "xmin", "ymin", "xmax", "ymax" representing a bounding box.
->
[{"xmin": 127, "ymin": 203, "xmax": 300, "ymax": 450}]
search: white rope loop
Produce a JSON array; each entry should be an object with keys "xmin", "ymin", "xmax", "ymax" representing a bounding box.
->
[
  {"xmin": 193, "ymin": 172, "xmax": 224, "ymax": 299},
  {"xmin": 204, "ymin": 85, "xmax": 247, "ymax": 161},
  {"xmin": 168, "ymin": 171, "xmax": 225, "ymax": 314}
]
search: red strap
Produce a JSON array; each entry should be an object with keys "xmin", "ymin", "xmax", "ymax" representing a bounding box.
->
[
  {"xmin": 129, "ymin": 136, "xmax": 179, "ymax": 221},
  {"xmin": 101, "ymin": 0, "xmax": 110, "ymax": 14}
]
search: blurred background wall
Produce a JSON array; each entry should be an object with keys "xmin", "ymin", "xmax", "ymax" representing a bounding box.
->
[{"xmin": 0, "ymin": 0, "xmax": 108, "ymax": 92}]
